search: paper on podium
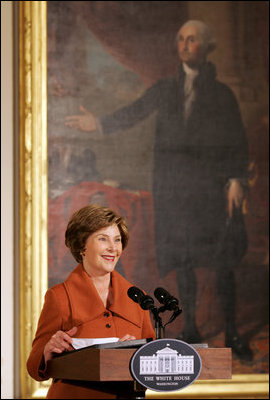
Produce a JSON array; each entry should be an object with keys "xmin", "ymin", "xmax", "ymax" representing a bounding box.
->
[{"xmin": 72, "ymin": 337, "xmax": 119, "ymax": 350}]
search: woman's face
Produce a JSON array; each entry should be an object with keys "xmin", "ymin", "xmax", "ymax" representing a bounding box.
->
[{"xmin": 82, "ymin": 224, "xmax": 123, "ymax": 277}]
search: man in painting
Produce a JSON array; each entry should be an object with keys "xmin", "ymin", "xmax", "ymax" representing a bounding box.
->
[{"xmin": 65, "ymin": 20, "xmax": 252, "ymax": 360}]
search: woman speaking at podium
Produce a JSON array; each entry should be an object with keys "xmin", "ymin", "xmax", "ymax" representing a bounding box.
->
[{"xmin": 27, "ymin": 204, "xmax": 155, "ymax": 399}]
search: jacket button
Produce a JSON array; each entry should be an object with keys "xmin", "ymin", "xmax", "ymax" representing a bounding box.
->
[
  {"xmin": 104, "ymin": 312, "xmax": 110, "ymax": 317},
  {"xmin": 106, "ymin": 323, "xmax": 111, "ymax": 328}
]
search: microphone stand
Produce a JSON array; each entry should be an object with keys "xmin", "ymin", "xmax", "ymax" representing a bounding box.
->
[
  {"xmin": 150, "ymin": 307, "xmax": 164, "ymax": 339},
  {"xmin": 150, "ymin": 305, "xmax": 182, "ymax": 339}
]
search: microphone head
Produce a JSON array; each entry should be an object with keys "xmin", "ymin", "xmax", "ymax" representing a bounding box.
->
[
  {"xmin": 154, "ymin": 287, "xmax": 179, "ymax": 311},
  {"xmin": 128, "ymin": 286, "xmax": 155, "ymax": 310},
  {"xmin": 154, "ymin": 287, "xmax": 171, "ymax": 303},
  {"xmin": 127, "ymin": 286, "xmax": 144, "ymax": 304}
]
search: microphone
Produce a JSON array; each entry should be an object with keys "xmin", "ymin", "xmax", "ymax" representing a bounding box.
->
[
  {"xmin": 154, "ymin": 287, "xmax": 182, "ymax": 328},
  {"xmin": 154, "ymin": 287, "xmax": 179, "ymax": 311},
  {"xmin": 127, "ymin": 286, "xmax": 155, "ymax": 310}
]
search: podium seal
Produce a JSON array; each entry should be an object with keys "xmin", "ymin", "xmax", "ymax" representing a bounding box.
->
[{"xmin": 130, "ymin": 338, "xmax": 202, "ymax": 392}]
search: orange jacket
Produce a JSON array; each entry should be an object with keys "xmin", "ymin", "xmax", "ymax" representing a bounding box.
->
[{"xmin": 27, "ymin": 264, "xmax": 155, "ymax": 398}]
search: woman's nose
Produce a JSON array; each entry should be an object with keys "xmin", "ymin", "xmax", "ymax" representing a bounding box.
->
[{"xmin": 107, "ymin": 241, "xmax": 117, "ymax": 251}]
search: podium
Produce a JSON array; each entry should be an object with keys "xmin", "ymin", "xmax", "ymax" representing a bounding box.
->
[{"xmin": 47, "ymin": 346, "xmax": 231, "ymax": 396}]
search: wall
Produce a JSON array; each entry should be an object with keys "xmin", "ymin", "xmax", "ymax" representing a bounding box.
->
[{"xmin": 1, "ymin": 1, "xmax": 15, "ymax": 398}]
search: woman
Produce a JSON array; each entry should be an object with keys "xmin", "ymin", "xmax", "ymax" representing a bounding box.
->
[{"xmin": 27, "ymin": 204, "xmax": 155, "ymax": 399}]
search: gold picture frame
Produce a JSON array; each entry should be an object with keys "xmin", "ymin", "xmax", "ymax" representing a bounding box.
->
[
  {"xmin": 19, "ymin": 1, "xmax": 51, "ymax": 398},
  {"xmin": 19, "ymin": 1, "xmax": 268, "ymax": 399}
]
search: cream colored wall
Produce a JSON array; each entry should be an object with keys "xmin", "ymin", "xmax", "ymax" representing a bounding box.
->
[{"xmin": 1, "ymin": 1, "xmax": 15, "ymax": 398}]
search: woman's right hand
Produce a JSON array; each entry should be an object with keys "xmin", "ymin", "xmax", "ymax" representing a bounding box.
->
[{"xmin": 43, "ymin": 326, "xmax": 78, "ymax": 363}]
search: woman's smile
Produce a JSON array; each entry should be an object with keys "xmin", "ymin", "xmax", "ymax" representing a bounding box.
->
[{"xmin": 82, "ymin": 224, "xmax": 123, "ymax": 277}]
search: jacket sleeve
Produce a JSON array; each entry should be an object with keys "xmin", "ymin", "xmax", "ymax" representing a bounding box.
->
[
  {"xmin": 216, "ymin": 83, "xmax": 249, "ymax": 181},
  {"xmin": 100, "ymin": 82, "xmax": 161, "ymax": 135},
  {"xmin": 26, "ymin": 288, "xmax": 63, "ymax": 381}
]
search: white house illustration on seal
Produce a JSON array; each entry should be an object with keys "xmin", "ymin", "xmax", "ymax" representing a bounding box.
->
[{"xmin": 140, "ymin": 344, "xmax": 194, "ymax": 375}]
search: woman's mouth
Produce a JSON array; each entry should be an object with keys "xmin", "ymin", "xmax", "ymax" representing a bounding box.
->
[{"xmin": 102, "ymin": 255, "xmax": 115, "ymax": 262}]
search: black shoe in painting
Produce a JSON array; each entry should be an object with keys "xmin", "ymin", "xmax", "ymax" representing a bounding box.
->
[{"xmin": 225, "ymin": 335, "xmax": 253, "ymax": 361}]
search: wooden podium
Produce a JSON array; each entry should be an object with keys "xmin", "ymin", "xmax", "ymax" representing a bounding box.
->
[{"xmin": 47, "ymin": 346, "xmax": 232, "ymax": 382}]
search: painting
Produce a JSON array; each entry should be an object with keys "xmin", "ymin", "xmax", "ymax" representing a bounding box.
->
[
  {"xmin": 19, "ymin": 1, "xmax": 268, "ymax": 398},
  {"xmin": 47, "ymin": 0, "xmax": 269, "ymax": 371}
]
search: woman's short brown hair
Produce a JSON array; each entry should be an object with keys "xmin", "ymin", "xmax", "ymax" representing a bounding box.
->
[{"xmin": 65, "ymin": 204, "xmax": 129, "ymax": 263}]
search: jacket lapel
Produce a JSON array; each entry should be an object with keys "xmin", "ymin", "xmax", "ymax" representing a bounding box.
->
[
  {"xmin": 64, "ymin": 264, "xmax": 105, "ymax": 325},
  {"xmin": 109, "ymin": 270, "xmax": 142, "ymax": 328},
  {"xmin": 64, "ymin": 265, "xmax": 143, "ymax": 328}
]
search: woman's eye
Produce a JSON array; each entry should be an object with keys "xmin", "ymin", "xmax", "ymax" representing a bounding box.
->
[{"xmin": 99, "ymin": 237, "xmax": 106, "ymax": 241}]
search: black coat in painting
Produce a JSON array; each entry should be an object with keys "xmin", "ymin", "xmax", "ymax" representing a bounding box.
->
[{"xmin": 100, "ymin": 62, "xmax": 248, "ymax": 276}]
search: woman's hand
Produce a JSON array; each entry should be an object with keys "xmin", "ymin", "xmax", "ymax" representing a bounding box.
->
[
  {"xmin": 43, "ymin": 326, "xmax": 78, "ymax": 363},
  {"xmin": 119, "ymin": 334, "xmax": 136, "ymax": 342}
]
